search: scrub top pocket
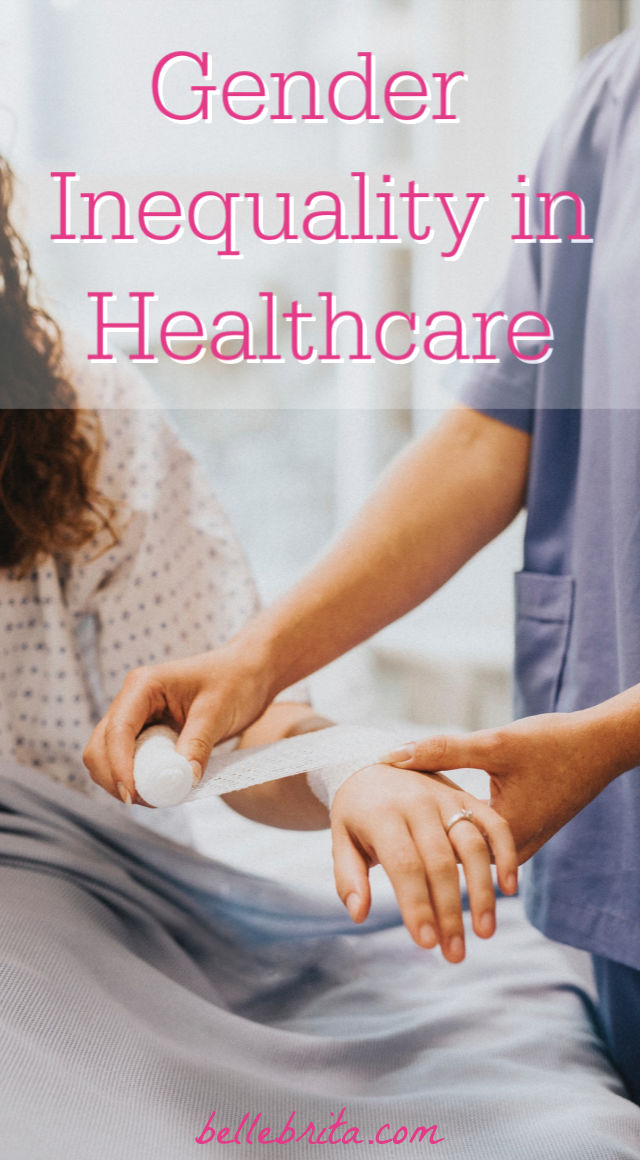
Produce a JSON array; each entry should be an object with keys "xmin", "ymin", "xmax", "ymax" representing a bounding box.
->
[{"xmin": 514, "ymin": 571, "xmax": 574, "ymax": 718}]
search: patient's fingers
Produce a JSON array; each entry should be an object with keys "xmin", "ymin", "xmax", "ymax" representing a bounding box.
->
[
  {"xmin": 464, "ymin": 800, "xmax": 518, "ymax": 896},
  {"xmin": 371, "ymin": 820, "xmax": 456, "ymax": 957},
  {"xmin": 329, "ymin": 765, "xmax": 516, "ymax": 963},
  {"xmin": 332, "ymin": 822, "xmax": 371, "ymax": 923},
  {"xmin": 404, "ymin": 819, "xmax": 466, "ymax": 962},
  {"xmin": 444, "ymin": 819, "xmax": 495, "ymax": 939}
]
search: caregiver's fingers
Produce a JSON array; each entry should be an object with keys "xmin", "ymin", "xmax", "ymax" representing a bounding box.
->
[
  {"xmin": 82, "ymin": 720, "xmax": 116, "ymax": 799},
  {"xmin": 382, "ymin": 731, "xmax": 496, "ymax": 774},
  {"xmin": 174, "ymin": 695, "xmax": 224, "ymax": 784},
  {"xmin": 331, "ymin": 822, "xmax": 372, "ymax": 924},
  {"xmin": 83, "ymin": 667, "xmax": 166, "ymax": 803}
]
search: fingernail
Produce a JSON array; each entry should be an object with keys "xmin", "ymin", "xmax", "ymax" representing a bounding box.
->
[
  {"xmin": 190, "ymin": 760, "xmax": 202, "ymax": 786},
  {"xmin": 117, "ymin": 781, "xmax": 132, "ymax": 806},
  {"xmin": 478, "ymin": 911, "xmax": 495, "ymax": 937},
  {"xmin": 418, "ymin": 923, "xmax": 437, "ymax": 948},
  {"xmin": 344, "ymin": 892, "xmax": 360, "ymax": 920},
  {"xmin": 506, "ymin": 872, "xmax": 518, "ymax": 894},
  {"xmin": 447, "ymin": 935, "xmax": 465, "ymax": 961},
  {"xmin": 381, "ymin": 743, "xmax": 415, "ymax": 764}
]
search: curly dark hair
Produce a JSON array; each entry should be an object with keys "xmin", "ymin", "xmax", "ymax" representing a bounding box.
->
[{"xmin": 0, "ymin": 157, "xmax": 117, "ymax": 572}]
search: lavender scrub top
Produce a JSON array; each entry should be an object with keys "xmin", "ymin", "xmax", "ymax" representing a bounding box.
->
[{"xmin": 458, "ymin": 28, "xmax": 640, "ymax": 970}]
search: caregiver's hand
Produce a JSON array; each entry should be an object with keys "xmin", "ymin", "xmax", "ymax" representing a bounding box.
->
[
  {"xmin": 331, "ymin": 764, "xmax": 518, "ymax": 963},
  {"xmin": 383, "ymin": 710, "xmax": 623, "ymax": 863},
  {"xmin": 83, "ymin": 644, "xmax": 273, "ymax": 803}
]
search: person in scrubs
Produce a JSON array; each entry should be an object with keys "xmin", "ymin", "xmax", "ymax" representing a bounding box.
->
[{"xmin": 85, "ymin": 30, "xmax": 640, "ymax": 1100}]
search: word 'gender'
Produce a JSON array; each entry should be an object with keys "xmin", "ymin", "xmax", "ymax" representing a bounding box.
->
[{"xmin": 152, "ymin": 50, "xmax": 466, "ymax": 126}]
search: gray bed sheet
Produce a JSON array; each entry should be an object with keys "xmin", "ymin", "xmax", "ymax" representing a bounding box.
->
[{"xmin": 1, "ymin": 761, "xmax": 638, "ymax": 1159}]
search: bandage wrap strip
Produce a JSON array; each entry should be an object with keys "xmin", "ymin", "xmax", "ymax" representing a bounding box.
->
[{"xmin": 133, "ymin": 724, "xmax": 406, "ymax": 809}]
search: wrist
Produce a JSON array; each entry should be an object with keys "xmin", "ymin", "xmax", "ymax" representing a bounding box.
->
[
  {"xmin": 581, "ymin": 693, "xmax": 640, "ymax": 782},
  {"xmin": 281, "ymin": 713, "xmax": 334, "ymax": 738},
  {"xmin": 226, "ymin": 615, "xmax": 290, "ymax": 710},
  {"xmin": 233, "ymin": 608, "xmax": 312, "ymax": 706}
]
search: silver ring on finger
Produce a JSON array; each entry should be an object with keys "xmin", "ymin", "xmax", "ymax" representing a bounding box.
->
[{"xmin": 445, "ymin": 808, "xmax": 476, "ymax": 835}]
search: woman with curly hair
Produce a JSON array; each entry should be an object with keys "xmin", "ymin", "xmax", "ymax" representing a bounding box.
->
[{"xmin": 0, "ymin": 156, "xmax": 116, "ymax": 570}]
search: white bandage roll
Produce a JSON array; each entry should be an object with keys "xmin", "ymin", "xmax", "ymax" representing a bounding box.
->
[{"xmin": 133, "ymin": 725, "xmax": 195, "ymax": 807}]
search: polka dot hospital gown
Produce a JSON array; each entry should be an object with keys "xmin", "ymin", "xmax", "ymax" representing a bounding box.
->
[{"xmin": 0, "ymin": 354, "xmax": 305, "ymax": 834}]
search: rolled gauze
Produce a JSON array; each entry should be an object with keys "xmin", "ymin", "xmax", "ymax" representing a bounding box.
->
[{"xmin": 133, "ymin": 725, "xmax": 194, "ymax": 807}]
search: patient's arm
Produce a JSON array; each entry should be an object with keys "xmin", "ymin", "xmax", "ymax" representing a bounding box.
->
[{"xmin": 220, "ymin": 701, "xmax": 331, "ymax": 829}]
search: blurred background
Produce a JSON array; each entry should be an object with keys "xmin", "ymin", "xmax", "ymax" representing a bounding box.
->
[{"xmin": 1, "ymin": 0, "xmax": 637, "ymax": 733}]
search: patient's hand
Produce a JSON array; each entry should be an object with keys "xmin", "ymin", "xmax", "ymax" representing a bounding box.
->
[{"xmin": 330, "ymin": 765, "xmax": 518, "ymax": 964}]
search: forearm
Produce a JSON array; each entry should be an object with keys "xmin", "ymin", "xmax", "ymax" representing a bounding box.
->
[
  {"xmin": 581, "ymin": 682, "xmax": 640, "ymax": 782},
  {"xmin": 221, "ymin": 773, "xmax": 328, "ymax": 830},
  {"xmin": 237, "ymin": 406, "xmax": 530, "ymax": 699},
  {"xmin": 221, "ymin": 702, "xmax": 330, "ymax": 829}
]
